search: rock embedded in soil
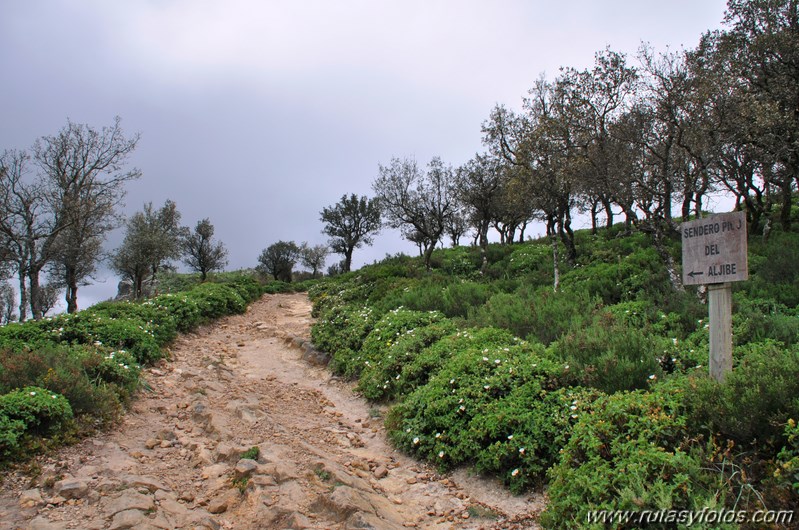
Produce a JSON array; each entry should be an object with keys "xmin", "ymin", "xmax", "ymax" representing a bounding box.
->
[{"xmin": 53, "ymin": 479, "xmax": 89, "ymax": 500}]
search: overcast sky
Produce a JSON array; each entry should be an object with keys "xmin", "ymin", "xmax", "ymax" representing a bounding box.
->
[{"xmin": 1, "ymin": 0, "xmax": 729, "ymax": 309}]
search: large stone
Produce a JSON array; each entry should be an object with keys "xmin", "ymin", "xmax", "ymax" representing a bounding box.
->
[
  {"xmin": 346, "ymin": 511, "xmax": 404, "ymax": 530},
  {"xmin": 214, "ymin": 442, "xmax": 241, "ymax": 463},
  {"xmin": 53, "ymin": 479, "xmax": 89, "ymax": 500},
  {"xmin": 201, "ymin": 463, "xmax": 228, "ymax": 480},
  {"xmin": 27, "ymin": 517, "xmax": 66, "ymax": 530},
  {"xmin": 258, "ymin": 462, "xmax": 297, "ymax": 483},
  {"xmin": 108, "ymin": 509, "xmax": 146, "ymax": 530},
  {"xmin": 123, "ymin": 474, "xmax": 171, "ymax": 493},
  {"xmin": 207, "ymin": 497, "xmax": 228, "ymax": 514},
  {"xmin": 19, "ymin": 488, "xmax": 44, "ymax": 507},
  {"xmin": 312, "ymin": 486, "xmax": 373, "ymax": 522},
  {"xmin": 234, "ymin": 458, "xmax": 258, "ymax": 479},
  {"xmin": 103, "ymin": 489, "xmax": 154, "ymax": 517}
]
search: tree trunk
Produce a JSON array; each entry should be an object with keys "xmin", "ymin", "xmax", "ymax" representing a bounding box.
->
[
  {"xmin": 344, "ymin": 247, "xmax": 354, "ymax": 272},
  {"xmin": 65, "ymin": 265, "xmax": 79, "ymax": 313},
  {"xmin": 423, "ymin": 242, "xmax": 436, "ymax": 270},
  {"xmin": 545, "ymin": 215, "xmax": 560, "ymax": 292},
  {"xmin": 559, "ymin": 211, "xmax": 577, "ymax": 265},
  {"xmin": 17, "ymin": 271, "xmax": 27, "ymax": 322},
  {"xmin": 602, "ymin": 198, "xmax": 614, "ymax": 229},
  {"xmin": 779, "ymin": 178, "xmax": 793, "ymax": 231},
  {"xmin": 479, "ymin": 221, "xmax": 489, "ymax": 275},
  {"xmin": 28, "ymin": 266, "xmax": 43, "ymax": 320}
]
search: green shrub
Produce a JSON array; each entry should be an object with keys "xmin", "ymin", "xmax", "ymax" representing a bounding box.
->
[
  {"xmin": 262, "ymin": 280, "xmax": 295, "ymax": 294},
  {"xmin": 541, "ymin": 382, "xmax": 729, "ymax": 529},
  {"xmin": 241, "ymin": 446, "xmax": 260, "ymax": 461},
  {"xmin": 357, "ymin": 318, "xmax": 458, "ymax": 401},
  {"xmin": 0, "ymin": 386, "xmax": 73, "ymax": 436},
  {"xmin": 312, "ymin": 304, "xmax": 381, "ymax": 375},
  {"xmin": 152, "ymin": 293, "xmax": 203, "ymax": 332},
  {"xmin": 434, "ymin": 246, "xmax": 481, "ymax": 276},
  {"xmin": 776, "ymin": 419, "xmax": 799, "ymax": 495},
  {"xmin": 0, "ymin": 413, "xmax": 26, "ymax": 457},
  {"xmin": 733, "ymin": 296, "xmax": 799, "ymax": 347},
  {"xmin": 469, "ymin": 287, "xmax": 598, "ymax": 345},
  {"xmin": 744, "ymin": 230, "xmax": 799, "ymax": 307},
  {"xmin": 188, "ymin": 282, "xmax": 247, "ymax": 319},
  {"xmin": 472, "ymin": 386, "xmax": 603, "ymax": 493},
  {"xmin": 685, "ymin": 341, "xmax": 799, "ymax": 446},
  {"xmin": 395, "ymin": 327, "xmax": 519, "ymax": 403},
  {"xmin": 86, "ymin": 300, "xmax": 178, "ymax": 346},
  {"xmin": 56, "ymin": 312, "xmax": 162, "ymax": 365},
  {"xmin": 345, "ymin": 308, "xmax": 447, "ymax": 381},
  {"xmin": 551, "ymin": 314, "xmax": 667, "ymax": 393},
  {"xmin": 0, "ymin": 346, "xmax": 127, "ymax": 421},
  {"xmin": 441, "ymin": 281, "xmax": 494, "ymax": 319},
  {"xmin": 386, "ymin": 339, "xmax": 567, "ymax": 473},
  {"xmin": 222, "ymin": 273, "xmax": 263, "ymax": 302}
]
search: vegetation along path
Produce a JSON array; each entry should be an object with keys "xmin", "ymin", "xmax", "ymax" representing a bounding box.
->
[{"xmin": 0, "ymin": 293, "xmax": 543, "ymax": 530}]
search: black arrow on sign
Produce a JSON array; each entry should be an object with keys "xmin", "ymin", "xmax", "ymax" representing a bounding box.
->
[{"xmin": 687, "ymin": 271, "xmax": 704, "ymax": 278}]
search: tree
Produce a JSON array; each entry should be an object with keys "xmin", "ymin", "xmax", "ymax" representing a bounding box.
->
[
  {"xmin": 0, "ymin": 149, "xmax": 59, "ymax": 320},
  {"xmin": 0, "ymin": 281, "xmax": 16, "ymax": 324},
  {"xmin": 372, "ymin": 157, "xmax": 455, "ymax": 269},
  {"xmin": 257, "ymin": 241, "xmax": 299, "ymax": 282},
  {"xmin": 111, "ymin": 200, "xmax": 185, "ymax": 299},
  {"xmin": 454, "ymin": 153, "xmax": 504, "ymax": 272},
  {"xmin": 299, "ymin": 242, "xmax": 328, "ymax": 278},
  {"xmin": 182, "ymin": 218, "xmax": 228, "ymax": 281},
  {"xmin": 36, "ymin": 283, "xmax": 61, "ymax": 317},
  {"xmin": 320, "ymin": 194, "xmax": 381, "ymax": 273},
  {"xmin": 34, "ymin": 117, "xmax": 140, "ymax": 313}
]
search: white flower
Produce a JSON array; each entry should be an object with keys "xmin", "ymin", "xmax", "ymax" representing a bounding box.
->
[
  {"xmin": 494, "ymin": 359, "xmax": 501, "ymax": 364},
  {"xmin": 450, "ymin": 379, "xmax": 455, "ymax": 384},
  {"xmin": 413, "ymin": 437, "xmax": 420, "ymax": 445},
  {"xmin": 483, "ymin": 385, "xmax": 490, "ymax": 390},
  {"xmin": 482, "ymin": 356, "xmax": 489, "ymax": 362},
  {"xmin": 648, "ymin": 374, "xmax": 656, "ymax": 380},
  {"xmin": 459, "ymin": 405, "xmax": 466, "ymax": 412},
  {"xmin": 29, "ymin": 391, "xmax": 36, "ymax": 396},
  {"xmin": 507, "ymin": 434, "xmax": 513, "ymax": 440},
  {"xmin": 519, "ymin": 447, "xmax": 526, "ymax": 454},
  {"xmin": 438, "ymin": 451, "xmax": 445, "ymax": 458},
  {"xmin": 435, "ymin": 432, "xmax": 441, "ymax": 438},
  {"xmin": 51, "ymin": 395, "xmax": 57, "ymax": 399},
  {"xmin": 570, "ymin": 405, "xmax": 577, "ymax": 411},
  {"xmin": 511, "ymin": 468, "xmax": 519, "ymax": 477},
  {"xmin": 571, "ymin": 414, "xmax": 578, "ymax": 419}
]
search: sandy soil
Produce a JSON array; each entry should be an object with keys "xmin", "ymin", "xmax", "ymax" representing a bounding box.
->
[{"xmin": 0, "ymin": 293, "xmax": 543, "ymax": 530}]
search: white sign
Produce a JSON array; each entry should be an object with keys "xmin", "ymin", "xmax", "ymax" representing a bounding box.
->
[{"xmin": 681, "ymin": 211, "xmax": 748, "ymax": 286}]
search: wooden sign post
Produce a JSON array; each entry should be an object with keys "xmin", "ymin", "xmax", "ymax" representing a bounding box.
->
[{"xmin": 681, "ymin": 211, "xmax": 748, "ymax": 382}]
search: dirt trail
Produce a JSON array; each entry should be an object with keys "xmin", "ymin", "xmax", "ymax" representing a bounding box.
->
[{"xmin": 0, "ymin": 293, "xmax": 543, "ymax": 530}]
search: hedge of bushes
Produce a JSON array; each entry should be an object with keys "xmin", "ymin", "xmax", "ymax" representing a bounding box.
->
[
  {"xmin": 0, "ymin": 273, "xmax": 264, "ymax": 463},
  {"xmin": 309, "ymin": 227, "xmax": 799, "ymax": 528}
]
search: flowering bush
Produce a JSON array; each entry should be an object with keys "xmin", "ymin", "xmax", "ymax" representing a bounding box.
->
[
  {"xmin": 386, "ymin": 338, "xmax": 567, "ymax": 475},
  {"xmin": 776, "ymin": 419, "xmax": 799, "ymax": 494},
  {"xmin": 86, "ymin": 300, "xmax": 178, "ymax": 346},
  {"xmin": 313, "ymin": 304, "xmax": 382, "ymax": 377},
  {"xmin": 356, "ymin": 317, "xmax": 457, "ymax": 401},
  {"xmin": 541, "ymin": 381, "xmax": 727, "ymax": 528},
  {"xmin": 0, "ymin": 386, "xmax": 73, "ymax": 436}
]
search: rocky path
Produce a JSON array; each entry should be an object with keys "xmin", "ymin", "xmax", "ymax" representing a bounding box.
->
[{"xmin": 0, "ymin": 293, "xmax": 543, "ymax": 530}]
